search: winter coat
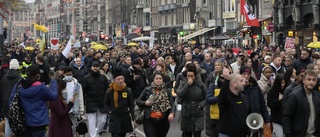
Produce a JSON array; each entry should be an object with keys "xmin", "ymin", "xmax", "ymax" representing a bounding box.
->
[
  {"xmin": 283, "ymin": 87, "xmax": 320, "ymax": 137},
  {"xmin": 72, "ymin": 63, "xmax": 89, "ymax": 83},
  {"xmin": 9, "ymin": 79, "xmax": 58, "ymax": 126},
  {"xmin": 293, "ymin": 58, "xmax": 312, "ymax": 71},
  {"xmin": 177, "ymin": 77, "xmax": 207, "ymax": 132},
  {"xmin": 49, "ymin": 98, "xmax": 73, "ymax": 137},
  {"xmin": 257, "ymin": 74, "xmax": 271, "ymax": 101},
  {"xmin": 243, "ymin": 78, "xmax": 270, "ymax": 123},
  {"xmin": 267, "ymin": 87, "xmax": 284, "ymax": 124},
  {"xmin": 63, "ymin": 78, "xmax": 85, "ymax": 115},
  {"xmin": 0, "ymin": 69, "xmax": 21, "ymax": 117},
  {"xmin": 124, "ymin": 66, "xmax": 148, "ymax": 99},
  {"xmin": 205, "ymin": 84, "xmax": 220, "ymax": 137},
  {"xmin": 136, "ymin": 86, "xmax": 175, "ymax": 120},
  {"xmin": 81, "ymin": 73, "xmax": 109, "ymax": 113},
  {"xmin": 47, "ymin": 53, "xmax": 65, "ymax": 70},
  {"xmin": 282, "ymin": 81, "xmax": 300, "ymax": 110},
  {"xmin": 105, "ymin": 87, "xmax": 134, "ymax": 133}
]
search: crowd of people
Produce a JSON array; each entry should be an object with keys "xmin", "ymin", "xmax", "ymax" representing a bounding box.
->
[{"xmin": 0, "ymin": 42, "xmax": 320, "ymax": 137}]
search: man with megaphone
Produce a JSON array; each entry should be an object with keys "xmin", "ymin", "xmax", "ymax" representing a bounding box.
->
[
  {"xmin": 218, "ymin": 67, "xmax": 250, "ymax": 137},
  {"xmin": 240, "ymin": 66, "xmax": 271, "ymax": 137}
]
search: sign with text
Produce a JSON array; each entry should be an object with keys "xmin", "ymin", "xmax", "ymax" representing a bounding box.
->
[
  {"xmin": 285, "ymin": 37, "xmax": 295, "ymax": 49},
  {"xmin": 50, "ymin": 38, "xmax": 59, "ymax": 50},
  {"xmin": 74, "ymin": 42, "xmax": 81, "ymax": 48}
]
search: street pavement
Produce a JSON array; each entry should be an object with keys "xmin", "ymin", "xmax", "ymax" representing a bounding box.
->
[{"xmin": 85, "ymin": 111, "xmax": 207, "ymax": 137}]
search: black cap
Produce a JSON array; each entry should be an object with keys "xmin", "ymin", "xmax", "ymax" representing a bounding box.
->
[
  {"xmin": 26, "ymin": 65, "xmax": 40, "ymax": 76},
  {"xmin": 92, "ymin": 61, "xmax": 100, "ymax": 66},
  {"xmin": 113, "ymin": 70, "xmax": 123, "ymax": 78}
]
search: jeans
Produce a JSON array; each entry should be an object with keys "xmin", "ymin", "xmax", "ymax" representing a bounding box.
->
[
  {"xmin": 5, "ymin": 118, "xmax": 12, "ymax": 137},
  {"xmin": 143, "ymin": 118, "xmax": 170, "ymax": 137},
  {"xmin": 69, "ymin": 113, "xmax": 77, "ymax": 137}
]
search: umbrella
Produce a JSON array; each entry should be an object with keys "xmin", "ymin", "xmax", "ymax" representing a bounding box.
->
[
  {"xmin": 90, "ymin": 42, "xmax": 98, "ymax": 45},
  {"xmin": 25, "ymin": 47, "xmax": 35, "ymax": 51},
  {"xmin": 127, "ymin": 42, "xmax": 138, "ymax": 46},
  {"xmin": 125, "ymin": 33, "xmax": 140, "ymax": 40},
  {"xmin": 91, "ymin": 44, "xmax": 108, "ymax": 50},
  {"xmin": 231, "ymin": 48, "xmax": 252, "ymax": 55},
  {"xmin": 132, "ymin": 36, "xmax": 157, "ymax": 41},
  {"xmin": 307, "ymin": 42, "xmax": 320, "ymax": 48}
]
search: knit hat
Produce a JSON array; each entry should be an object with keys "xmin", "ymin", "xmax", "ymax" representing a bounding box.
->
[
  {"xmin": 113, "ymin": 70, "xmax": 123, "ymax": 78},
  {"xmin": 9, "ymin": 59, "xmax": 19, "ymax": 70},
  {"xmin": 92, "ymin": 61, "xmax": 100, "ymax": 66},
  {"xmin": 132, "ymin": 58, "xmax": 143, "ymax": 65},
  {"xmin": 250, "ymin": 52, "xmax": 258, "ymax": 59},
  {"xmin": 26, "ymin": 65, "xmax": 40, "ymax": 76},
  {"xmin": 240, "ymin": 66, "xmax": 252, "ymax": 74}
]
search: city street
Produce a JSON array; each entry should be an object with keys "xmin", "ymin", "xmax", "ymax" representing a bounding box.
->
[{"xmin": 87, "ymin": 111, "xmax": 206, "ymax": 137}]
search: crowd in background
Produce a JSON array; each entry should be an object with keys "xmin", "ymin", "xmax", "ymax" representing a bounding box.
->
[{"xmin": 0, "ymin": 42, "xmax": 320, "ymax": 137}]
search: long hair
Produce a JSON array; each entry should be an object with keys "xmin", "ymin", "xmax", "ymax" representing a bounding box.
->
[
  {"xmin": 283, "ymin": 67, "xmax": 294, "ymax": 87},
  {"xmin": 271, "ymin": 74, "xmax": 285, "ymax": 91},
  {"xmin": 56, "ymin": 79, "xmax": 67, "ymax": 98}
]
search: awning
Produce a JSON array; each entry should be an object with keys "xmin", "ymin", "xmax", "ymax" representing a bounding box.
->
[
  {"xmin": 210, "ymin": 35, "xmax": 230, "ymax": 40},
  {"xmin": 125, "ymin": 33, "xmax": 140, "ymax": 40},
  {"xmin": 179, "ymin": 27, "xmax": 216, "ymax": 40},
  {"xmin": 132, "ymin": 27, "xmax": 142, "ymax": 33},
  {"xmin": 258, "ymin": 17, "xmax": 272, "ymax": 22}
]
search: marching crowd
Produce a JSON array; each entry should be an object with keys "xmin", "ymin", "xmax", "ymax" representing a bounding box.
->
[{"xmin": 0, "ymin": 42, "xmax": 320, "ymax": 137}]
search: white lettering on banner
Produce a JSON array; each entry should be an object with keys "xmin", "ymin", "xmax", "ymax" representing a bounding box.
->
[{"xmin": 285, "ymin": 37, "xmax": 295, "ymax": 49}]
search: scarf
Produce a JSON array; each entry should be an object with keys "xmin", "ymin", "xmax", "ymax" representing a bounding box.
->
[
  {"xmin": 109, "ymin": 82, "xmax": 127, "ymax": 108},
  {"xmin": 150, "ymin": 82, "xmax": 171, "ymax": 112}
]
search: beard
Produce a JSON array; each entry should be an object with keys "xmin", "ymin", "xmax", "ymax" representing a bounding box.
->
[{"xmin": 91, "ymin": 70, "xmax": 100, "ymax": 77}]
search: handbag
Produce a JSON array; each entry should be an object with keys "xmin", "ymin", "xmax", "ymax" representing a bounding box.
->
[
  {"xmin": 76, "ymin": 117, "xmax": 88, "ymax": 135},
  {"xmin": 134, "ymin": 105, "xmax": 144, "ymax": 125},
  {"xmin": 8, "ymin": 82, "xmax": 26, "ymax": 136}
]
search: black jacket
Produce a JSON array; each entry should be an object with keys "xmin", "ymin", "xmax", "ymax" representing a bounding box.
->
[
  {"xmin": 81, "ymin": 72, "xmax": 109, "ymax": 113},
  {"xmin": 243, "ymin": 78, "xmax": 270, "ymax": 123},
  {"xmin": 282, "ymin": 81, "xmax": 300, "ymax": 110},
  {"xmin": 267, "ymin": 86, "xmax": 284, "ymax": 124},
  {"xmin": 218, "ymin": 80, "xmax": 250, "ymax": 137},
  {"xmin": 105, "ymin": 87, "xmax": 134, "ymax": 133},
  {"xmin": 0, "ymin": 69, "xmax": 21, "ymax": 117},
  {"xmin": 71, "ymin": 64, "xmax": 89, "ymax": 83},
  {"xmin": 282, "ymin": 86, "xmax": 320, "ymax": 137},
  {"xmin": 38, "ymin": 63, "xmax": 51, "ymax": 85},
  {"xmin": 124, "ymin": 66, "xmax": 147, "ymax": 99}
]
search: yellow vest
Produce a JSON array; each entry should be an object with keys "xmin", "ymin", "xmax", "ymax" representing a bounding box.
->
[
  {"xmin": 19, "ymin": 62, "xmax": 32, "ymax": 77},
  {"xmin": 210, "ymin": 88, "xmax": 220, "ymax": 119}
]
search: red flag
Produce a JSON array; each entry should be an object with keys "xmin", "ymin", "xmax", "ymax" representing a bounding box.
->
[{"xmin": 240, "ymin": 0, "xmax": 260, "ymax": 27}]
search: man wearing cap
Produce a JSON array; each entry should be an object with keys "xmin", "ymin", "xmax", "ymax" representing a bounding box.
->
[
  {"xmin": 0, "ymin": 59, "xmax": 22, "ymax": 137},
  {"xmin": 124, "ymin": 58, "xmax": 148, "ymax": 99},
  {"xmin": 240, "ymin": 65, "xmax": 271, "ymax": 136},
  {"xmin": 225, "ymin": 48, "xmax": 236, "ymax": 65},
  {"xmin": 86, "ymin": 51, "xmax": 102, "ymax": 68},
  {"xmin": 81, "ymin": 61, "xmax": 109, "ymax": 137},
  {"xmin": 230, "ymin": 53, "xmax": 244, "ymax": 74},
  {"xmin": 35, "ymin": 54, "xmax": 51, "ymax": 85},
  {"xmin": 19, "ymin": 54, "xmax": 33, "ymax": 78},
  {"xmin": 9, "ymin": 65, "xmax": 58, "ymax": 136},
  {"xmin": 192, "ymin": 45, "xmax": 204, "ymax": 63}
]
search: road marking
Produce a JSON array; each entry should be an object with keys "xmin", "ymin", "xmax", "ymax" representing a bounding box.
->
[{"xmin": 135, "ymin": 128, "xmax": 146, "ymax": 137}]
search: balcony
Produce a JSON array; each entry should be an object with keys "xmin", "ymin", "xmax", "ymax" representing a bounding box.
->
[
  {"xmin": 158, "ymin": 5, "xmax": 164, "ymax": 12},
  {"xmin": 169, "ymin": 3, "xmax": 176, "ymax": 10},
  {"xmin": 158, "ymin": 3, "xmax": 176, "ymax": 13}
]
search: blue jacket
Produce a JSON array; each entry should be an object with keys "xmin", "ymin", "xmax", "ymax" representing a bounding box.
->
[{"xmin": 10, "ymin": 79, "xmax": 58, "ymax": 126}]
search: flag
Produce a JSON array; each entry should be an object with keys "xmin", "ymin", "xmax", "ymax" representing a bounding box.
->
[
  {"xmin": 111, "ymin": 39, "xmax": 115, "ymax": 47},
  {"xmin": 240, "ymin": 0, "xmax": 260, "ymax": 27},
  {"xmin": 23, "ymin": 33, "xmax": 28, "ymax": 42},
  {"xmin": 62, "ymin": 38, "xmax": 72, "ymax": 58},
  {"xmin": 39, "ymin": 34, "xmax": 46, "ymax": 54}
]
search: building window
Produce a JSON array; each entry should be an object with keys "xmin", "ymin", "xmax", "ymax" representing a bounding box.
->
[
  {"xmin": 224, "ymin": 0, "xmax": 235, "ymax": 12},
  {"xmin": 203, "ymin": 0, "xmax": 207, "ymax": 4},
  {"xmin": 226, "ymin": 21, "xmax": 235, "ymax": 30}
]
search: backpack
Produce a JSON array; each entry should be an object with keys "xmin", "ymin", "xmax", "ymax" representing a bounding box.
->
[{"xmin": 8, "ymin": 82, "xmax": 26, "ymax": 136}]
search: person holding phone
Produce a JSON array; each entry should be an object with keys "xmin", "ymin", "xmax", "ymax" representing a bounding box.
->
[{"xmin": 62, "ymin": 66, "xmax": 85, "ymax": 136}]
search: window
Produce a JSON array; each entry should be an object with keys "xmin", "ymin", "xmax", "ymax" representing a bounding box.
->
[
  {"xmin": 203, "ymin": 0, "xmax": 207, "ymax": 4},
  {"xmin": 224, "ymin": 0, "xmax": 235, "ymax": 12}
]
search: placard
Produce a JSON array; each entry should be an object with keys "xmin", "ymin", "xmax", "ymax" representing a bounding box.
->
[
  {"xmin": 285, "ymin": 37, "xmax": 295, "ymax": 49},
  {"xmin": 50, "ymin": 38, "xmax": 59, "ymax": 50}
]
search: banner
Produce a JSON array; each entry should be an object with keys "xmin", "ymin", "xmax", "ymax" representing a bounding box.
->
[
  {"xmin": 285, "ymin": 37, "xmax": 295, "ymax": 49},
  {"xmin": 39, "ymin": 34, "xmax": 45, "ymax": 53},
  {"xmin": 240, "ymin": 0, "xmax": 260, "ymax": 27},
  {"xmin": 50, "ymin": 38, "xmax": 59, "ymax": 50}
]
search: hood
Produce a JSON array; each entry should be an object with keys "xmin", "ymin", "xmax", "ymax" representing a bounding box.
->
[
  {"xmin": 246, "ymin": 77, "xmax": 258, "ymax": 88},
  {"xmin": 73, "ymin": 62, "xmax": 84, "ymax": 68},
  {"xmin": 20, "ymin": 78, "xmax": 38, "ymax": 89},
  {"xmin": 6, "ymin": 69, "xmax": 21, "ymax": 79},
  {"xmin": 260, "ymin": 74, "xmax": 269, "ymax": 82}
]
